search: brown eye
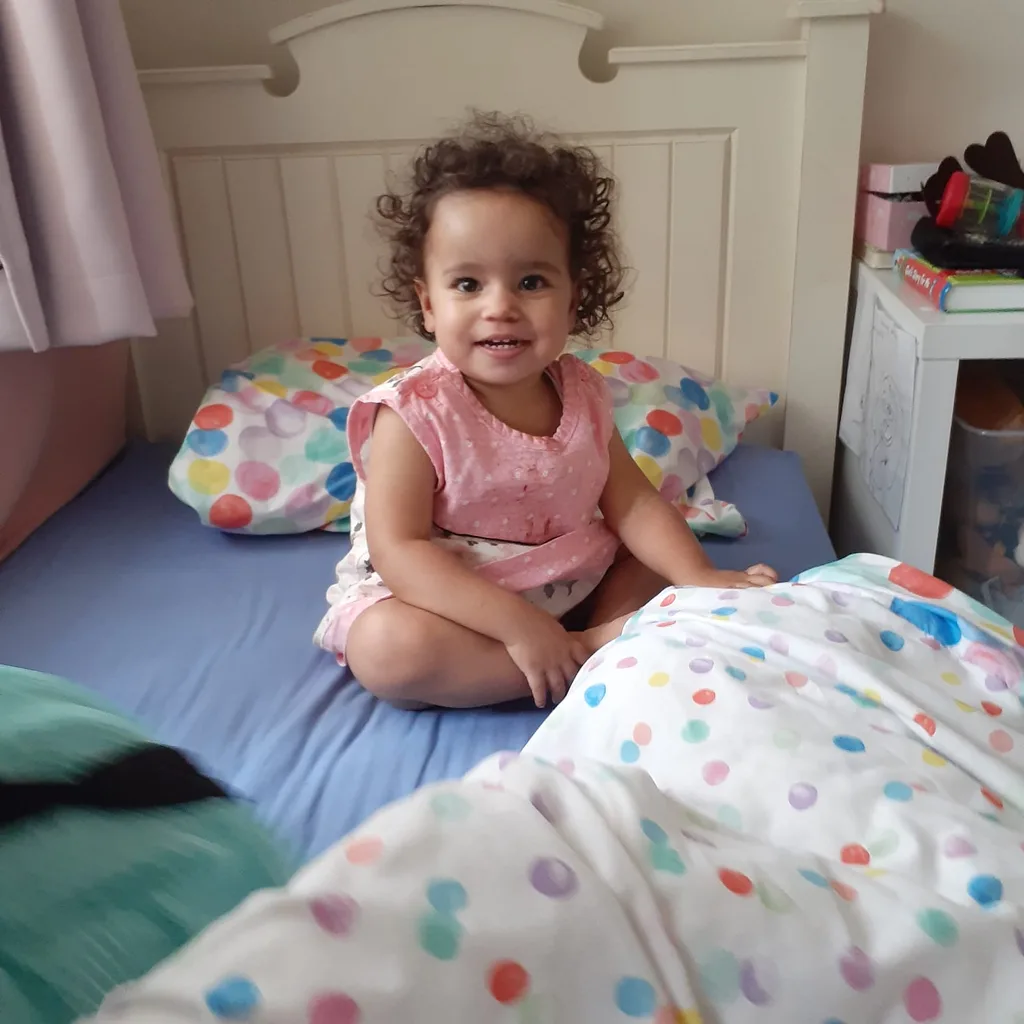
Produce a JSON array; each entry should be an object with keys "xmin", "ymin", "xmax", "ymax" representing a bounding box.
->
[
  {"xmin": 520, "ymin": 275, "xmax": 546, "ymax": 292},
  {"xmin": 453, "ymin": 278, "xmax": 479, "ymax": 293}
]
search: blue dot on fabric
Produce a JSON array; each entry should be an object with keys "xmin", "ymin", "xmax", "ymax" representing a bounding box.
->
[
  {"xmin": 615, "ymin": 977, "xmax": 657, "ymax": 1017},
  {"xmin": 205, "ymin": 977, "xmax": 261, "ymax": 1020},
  {"xmin": 833, "ymin": 735, "xmax": 866, "ymax": 753},
  {"xmin": 712, "ymin": 607, "xmax": 737, "ymax": 617},
  {"xmin": 726, "ymin": 667, "xmax": 746, "ymax": 681},
  {"xmin": 584, "ymin": 683, "xmax": 606, "ymax": 707},
  {"xmin": 798, "ymin": 868, "xmax": 830, "ymax": 888},
  {"xmin": 328, "ymin": 406, "xmax": 349, "ymax": 432},
  {"xmin": 325, "ymin": 461, "xmax": 357, "ymax": 502},
  {"xmin": 633, "ymin": 426, "xmax": 671, "ymax": 458},
  {"xmin": 890, "ymin": 598, "xmax": 962, "ymax": 647},
  {"xmin": 640, "ymin": 818, "xmax": 668, "ymax": 845},
  {"xmin": 310, "ymin": 336, "xmax": 347, "ymax": 346},
  {"xmin": 620, "ymin": 740, "xmax": 641, "ymax": 764},
  {"xmin": 362, "ymin": 348, "xmax": 393, "ymax": 362},
  {"xmin": 679, "ymin": 377, "xmax": 711, "ymax": 411},
  {"xmin": 426, "ymin": 878, "xmax": 467, "ymax": 915},
  {"xmin": 835, "ymin": 684, "xmax": 857, "ymax": 698},
  {"xmin": 879, "ymin": 630, "xmax": 905, "ymax": 652},
  {"xmin": 219, "ymin": 369, "xmax": 254, "ymax": 392},
  {"xmin": 741, "ymin": 646, "xmax": 766, "ymax": 661},
  {"xmin": 884, "ymin": 781, "xmax": 913, "ymax": 802},
  {"xmin": 186, "ymin": 428, "xmax": 228, "ymax": 457},
  {"xmin": 967, "ymin": 874, "xmax": 1003, "ymax": 908}
]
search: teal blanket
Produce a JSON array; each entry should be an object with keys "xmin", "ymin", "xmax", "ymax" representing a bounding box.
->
[{"xmin": 0, "ymin": 665, "xmax": 291, "ymax": 1023}]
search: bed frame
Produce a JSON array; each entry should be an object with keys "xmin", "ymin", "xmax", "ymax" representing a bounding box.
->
[{"xmin": 133, "ymin": 0, "xmax": 882, "ymax": 518}]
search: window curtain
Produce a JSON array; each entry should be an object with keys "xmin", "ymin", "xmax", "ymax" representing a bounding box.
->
[{"xmin": 0, "ymin": 0, "xmax": 192, "ymax": 353}]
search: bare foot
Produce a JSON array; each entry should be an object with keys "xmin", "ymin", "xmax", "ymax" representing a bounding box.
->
[{"xmin": 575, "ymin": 612, "xmax": 632, "ymax": 656}]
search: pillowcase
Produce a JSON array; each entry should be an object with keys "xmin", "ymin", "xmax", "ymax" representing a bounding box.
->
[
  {"xmin": 170, "ymin": 337, "xmax": 776, "ymax": 538},
  {"xmin": 168, "ymin": 336, "xmax": 435, "ymax": 534},
  {"xmin": 567, "ymin": 342, "xmax": 778, "ymax": 536}
]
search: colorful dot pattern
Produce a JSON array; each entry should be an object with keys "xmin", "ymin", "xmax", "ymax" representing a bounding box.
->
[
  {"xmin": 169, "ymin": 336, "xmax": 435, "ymax": 535},
  {"xmin": 114, "ymin": 555, "xmax": 1023, "ymax": 1023}
]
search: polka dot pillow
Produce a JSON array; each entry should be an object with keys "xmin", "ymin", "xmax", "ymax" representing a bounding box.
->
[
  {"xmin": 567, "ymin": 342, "xmax": 778, "ymax": 536},
  {"xmin": 168, "ymin": 336, "xmax": 436, "ymax": 533}
]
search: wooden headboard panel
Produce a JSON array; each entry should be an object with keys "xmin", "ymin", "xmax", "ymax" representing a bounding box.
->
[{"xmin": 133, "ymin": 0, "xmax": 882, "ymax": 516}]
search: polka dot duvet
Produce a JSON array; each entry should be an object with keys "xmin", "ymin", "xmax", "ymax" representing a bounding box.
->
[{"xmin": 85, "ymin": 555, "xmax": 1023, "ymax": 1023}]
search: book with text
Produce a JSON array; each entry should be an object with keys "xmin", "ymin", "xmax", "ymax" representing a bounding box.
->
[{"xmin": 894, "ymin": 250, "xmax": 1024, "ymax": 313}]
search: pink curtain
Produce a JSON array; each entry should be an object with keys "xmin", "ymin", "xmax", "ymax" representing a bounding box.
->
[{"xmin": 0, "ymin": 0, "xmax": 192, "ymax": 353}]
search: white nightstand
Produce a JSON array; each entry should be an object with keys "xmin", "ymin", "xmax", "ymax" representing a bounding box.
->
[{"xmin": 831, "ymin": 261, "xmax": 1024, "ymax": 574}]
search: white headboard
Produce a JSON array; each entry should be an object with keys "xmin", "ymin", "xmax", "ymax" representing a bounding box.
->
[{"xmin": 133, "ymin": 0, "xmax": 882, "ymax": 518}]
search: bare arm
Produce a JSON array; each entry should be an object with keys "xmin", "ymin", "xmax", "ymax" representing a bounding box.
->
[
  {"xmin": 363, "ymin": 406, "xmax": 531, "ymax": 642},
  {"xmin": 599, "ymin": 429, "xmax": 776, "ymax": 587}
]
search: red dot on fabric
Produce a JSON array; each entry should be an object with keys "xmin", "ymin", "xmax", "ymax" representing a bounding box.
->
[
  {"xmin": 633, "ymin": 722, "xmax": 653, "ymax": 746},
  {"xmin": 1014, "ymin": 625, "xmax": 1024, "ymax": 647},
  {"xmin": 903, "ymin": 977, "xmax": 942, "ymax": 1022},
  {"xmin": 602, "ymin": 350, "xmax": 635, "ymax": 364},
  {"xmin": 660, "ymin": 593, "xmax": 676, "ymax": 607},
  {"xmin": 194, "ymin": 403, "xmax": 233, "ymax": 430},
  {"xmin": 831, "ymin": 880, "xmax": 858, "ymax": 902},
  {"xmin": 292, "ymin": 390, "xmax": 335, "ymax": 416},
  {"xmin": 913, "ymin": 713, "xmax": 937, "ymax": 737},
  {"xmin": 617, "ymin": 657, "xmax": 638, "ymax": 669},
  {"xmin": 235, "ymin": 461, "xmax": 280, "ymax": 501},
  {"xmin": 784, "ymin": 671, "xmax": 807, "ymax": 688},
  {"xmin": 888, "ymin": 563, "xmax": 953, "ymax": 599},
  {"xmin": 693, "ymin": 689, "xmax": 716, "ymax": 705},
  {"xmin": 487, "ymin": 960, "xmax": 530, "ymax": 1005},
  {"xmin": 307, "ymin": 992, "xmax": 361, "ymax": 1024},
  {"xmin": 841, "ymin": 844, "xmax": 871, "ymax": 866},
  {"xmin": 313, "ymin": 360, "xmax": 347, "ymax": 380},
  {"xmin": 989, "ymin": 729, "xmax": 1014, "ymax": 753},
  {"xmin": 646, "ymin": 409, "xmax": 684, "ymax": 437},
  {"xmin": 209, "ymin": 494, "xmax": 253, "ymax": 530},
  {"xmin": 718, "ymin": 868, "xmax": 754, "ymax": 896},
  {"xmin": 350, "ymin": 337, "xmax": 382, "ymax": 353},
  {"xmin": 981, "ymin": 701, "xmax": 1003, "ymax": 717},
  {"xmin": 982, "ymin": 788, "xmax": 1004, "ymax": 810},
  {"xmin": 344, "ymin": 836, "xmax": 383, "ymax": 865}
]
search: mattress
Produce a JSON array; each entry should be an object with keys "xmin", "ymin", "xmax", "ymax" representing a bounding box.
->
[{"xmin": 0, "ymin": 442, "xmax": 834, "ymax": 861}]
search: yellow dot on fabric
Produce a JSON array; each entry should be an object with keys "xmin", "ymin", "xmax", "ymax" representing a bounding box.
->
[
  {"xmin": 188, "ymin": 459, "xmax": 230, "ymax": 495},
  {"xmin": 922, "ymin": 749, "xmax": 947, "ymax": 767},
  {"xmin": 634, "ymin": 454, "xmax": 664, "ymax": 488},
  {"xmin": 989, "ymin": 623, "xmax": 1013, "ymax": 642},
  {"xmin": 253, "ymin": 377, "xmax": 287, "ymax": 398},
  {"xmin": 326, "ymin": 500, "xmax": 351, "ymax": 522},
  {"xmin": 700, "ymin": 417, "xmax": 722, "ymax": 452},
  {"xmin": 648, "ymin": 672, "xmax": 670, "ymax": 688},
  {"xmin": 313, "ymin": 341, "xmax": 343, "ymax": 356},
  {"xmin": 954, "ymin": 700, "xmax": 976, "ymax": 713},
  {"xmin": 372, "ymin": 368, "xmax": 404, "ymax": 385},
  {"xmin": 941, "ymin": 672, "xmax": 961, "ymax": 686},
  {"xmin": 864, "ymin": 868, "xmax": 888, "ymax": 879},
  {"xmin": 863, "ymin": 688, "xmax": 882, "ymax": 704},
  {"xmin": 591, "ymin": 359, "xmax": 616, "ymax": 376}
]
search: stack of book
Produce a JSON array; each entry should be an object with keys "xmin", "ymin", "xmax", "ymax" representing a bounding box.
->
[{"xmin": 894, "ymin": 250, "xmax": 1024, "ymax": 313}]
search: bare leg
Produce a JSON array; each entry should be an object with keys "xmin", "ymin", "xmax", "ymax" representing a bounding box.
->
[
  {"xmin": 346, "ymin": 598, "xmax": 535, "ymax": 709},
  {"xmin": 578, "ymin": 552, "xmax": 668, "ymax": 653}
]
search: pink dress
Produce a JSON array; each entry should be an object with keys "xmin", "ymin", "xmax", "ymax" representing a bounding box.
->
[{"xmin": 313, "ymin": 349, "xmax": 620, "ymax": 662}]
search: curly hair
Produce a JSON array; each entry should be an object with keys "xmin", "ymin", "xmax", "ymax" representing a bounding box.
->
[{"xmin": 376, "ymin": 112, "xmax": 625, "ymax": 339}]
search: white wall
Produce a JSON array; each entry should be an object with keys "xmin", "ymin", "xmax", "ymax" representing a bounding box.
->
[{"xmin": 120, "ymin": 0, "xmax": 1024, "ymax": 177}]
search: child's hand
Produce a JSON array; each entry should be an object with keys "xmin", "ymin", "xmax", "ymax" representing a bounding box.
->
[
  {"xmin": 692, "ymin": 564, "xmax": 778, "ymax": 589},
  {"xmin": 504, "ymin": 606, "xmax": 590, "ymax": 708}
]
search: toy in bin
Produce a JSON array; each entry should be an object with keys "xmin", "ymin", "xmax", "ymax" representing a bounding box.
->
[{"xmin": 937, "ymin": 171, "xmax": 1024, "ymax": 238}]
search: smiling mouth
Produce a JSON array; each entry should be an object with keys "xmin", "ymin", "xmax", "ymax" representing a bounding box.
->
[{"xmin": 476, "ymin": 337, "xmax": 528, "ymax": 350}]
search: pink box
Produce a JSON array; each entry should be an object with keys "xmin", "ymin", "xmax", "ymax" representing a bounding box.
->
[
  {"xmin": 855, "ymin": 191, "xmax": 928, "ymax": 252},
  {"xmin": 858, "ymin": 162, "xmax": 938, "ymax": 194}
]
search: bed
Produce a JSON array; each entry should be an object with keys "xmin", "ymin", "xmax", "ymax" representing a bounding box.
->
[
  {"xmin": 0, "ymin": 440, "xmax": 832, "ymax": 860},
  {"xmin": 1, "ymin": 0, "xmax": 877, "ymax": 861}
]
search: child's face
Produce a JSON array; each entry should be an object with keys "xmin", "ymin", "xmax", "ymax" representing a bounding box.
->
[{"xmin": 414, "ymin": 188, "xmax": 576, "ymax": 387}]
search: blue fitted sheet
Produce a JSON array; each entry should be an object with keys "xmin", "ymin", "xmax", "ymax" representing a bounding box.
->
[{"xmin": 0, "ymin": 442, "xmax": 833, "ymax": 861}]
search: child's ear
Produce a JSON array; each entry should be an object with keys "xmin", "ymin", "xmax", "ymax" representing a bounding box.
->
[{"xmin": 414, "ymin": 279, "xmax": 435, "ymax": 334}]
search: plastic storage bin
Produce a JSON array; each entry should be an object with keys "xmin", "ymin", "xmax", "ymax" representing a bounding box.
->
[{"xmin": 937, "ymin": 415, "xmax": 1024, "ymax": 625}]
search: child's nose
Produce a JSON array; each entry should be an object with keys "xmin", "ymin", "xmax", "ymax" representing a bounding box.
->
[{"xmin": 483, "ymin": 285, "xmax": 520, "ymax": 319}]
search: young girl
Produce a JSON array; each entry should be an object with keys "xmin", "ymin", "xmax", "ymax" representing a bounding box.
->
[{"xmin": 314, "ymin": 114, "xmax": 777, "ymax": 708}]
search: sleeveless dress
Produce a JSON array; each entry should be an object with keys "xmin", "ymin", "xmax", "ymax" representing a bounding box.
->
[{"xmin": 313, "ymin": 349, "xmax": 620, "ymax": 663}]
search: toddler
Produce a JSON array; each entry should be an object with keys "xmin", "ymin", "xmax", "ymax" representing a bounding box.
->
[{"xmin": 315, "ymin": 114, "xmax": 777, "ymax": 708}]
